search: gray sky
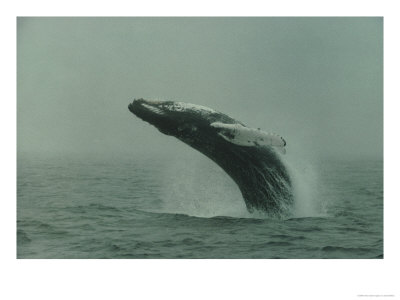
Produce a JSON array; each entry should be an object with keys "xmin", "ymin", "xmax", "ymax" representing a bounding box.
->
[{"xmin": 17, "ymin": 17, "xmax": 383, "ymax": 159}]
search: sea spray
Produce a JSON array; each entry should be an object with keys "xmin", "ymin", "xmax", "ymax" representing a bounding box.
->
[
  {"xmin": 282, "ymin": 153, "xmax": 328, "ymax": 218},
  {"xmin": 159, "ymin": 150, "xmax": 253, "ymax": 218},
  {"xmin": 158, "ymin": 145, "xmax": 327, "ymax": 219}
]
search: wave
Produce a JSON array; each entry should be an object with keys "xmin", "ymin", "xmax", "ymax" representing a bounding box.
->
[
  {"xmin": 321, "ymin": 246, "xmax": 373, "ymax": 254},
  {"xmin": 17, "ymin": 229, "xmax": 31, "ymax": 244}
]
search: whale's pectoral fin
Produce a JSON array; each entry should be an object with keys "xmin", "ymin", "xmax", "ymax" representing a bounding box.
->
[
  {"xmin": 211, "ymin": 121, "xmax": 287, "ymax": 153},
  {"xmin": 256, "ymin": 139, "xmax": 286, "ymax": 154},
  {"xmin": 217, "ymin": 131, "xmax": 237, "ymax": 142}
]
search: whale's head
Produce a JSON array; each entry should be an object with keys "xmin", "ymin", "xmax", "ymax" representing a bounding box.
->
[
  {"xmin": 128, "ymin": 98, "xmax": 287, "ymax": 152},
  {"xmin": 128, "ymin": 98, "xmax": 231, "ymax": 140}
]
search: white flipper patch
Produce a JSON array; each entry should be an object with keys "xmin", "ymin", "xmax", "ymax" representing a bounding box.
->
[
  {"xmin": 210, "ymin": 122, "xmax": 286, "ymax": 152},
  {"xmin": 165, "ymin": 102, "xmax": 216, "ymax": 114}
]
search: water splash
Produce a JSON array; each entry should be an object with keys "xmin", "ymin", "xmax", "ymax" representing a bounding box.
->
[
  {"xmin": 159, "ymin": 150, "xmax": 253, "ymax": 218},
  {"xmin": 282, "ymin": 154, "xmax": 328, "ymax": 218},
  {"xmin": 158, "ymin": 148, "xmax": 326, "ymax": 219}
]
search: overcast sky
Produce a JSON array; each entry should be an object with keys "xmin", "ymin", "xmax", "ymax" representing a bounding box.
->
[{"xmin": 17, "ymin": 17, "xmax": 383, "ymax": 159}]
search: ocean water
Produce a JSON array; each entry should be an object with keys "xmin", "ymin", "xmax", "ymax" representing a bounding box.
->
[{"xmin": 17, "ymin": 151, "xmax": 383, "ymax": 259}]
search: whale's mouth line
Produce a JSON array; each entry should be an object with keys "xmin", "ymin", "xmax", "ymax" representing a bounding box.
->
[{"xmin": 141, "ymin": 103, "xmax": 164, "ymax": 115}]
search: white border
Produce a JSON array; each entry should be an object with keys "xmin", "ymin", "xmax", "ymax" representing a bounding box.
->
[{"xmin": 2, "ymin": 1, "xmax": 399, "ymax": 299}]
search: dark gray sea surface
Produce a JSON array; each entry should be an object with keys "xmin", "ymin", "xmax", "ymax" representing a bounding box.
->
[{"xmin": 17, "ymin": 152, "xmax": 383, "ymax": 259}]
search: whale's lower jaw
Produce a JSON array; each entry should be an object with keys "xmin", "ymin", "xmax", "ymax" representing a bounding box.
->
[{"xmin": 128, "ymin": 99, "xmax": 293, "ymax": 216}]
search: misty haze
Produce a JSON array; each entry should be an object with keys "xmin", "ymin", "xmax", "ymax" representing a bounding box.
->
[{"xmin": 17, "ymin": 17, "xmax": 383, "ymax": 258}]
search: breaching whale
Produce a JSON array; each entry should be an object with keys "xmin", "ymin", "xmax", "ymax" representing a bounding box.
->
[{"xmin": 128, "ymin": 98, "xmax": 293, "ymax": 216}]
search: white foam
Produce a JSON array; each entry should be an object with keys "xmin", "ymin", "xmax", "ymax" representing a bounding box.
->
[{"xmin": 282, "ymin": 154, "xmax": 328, "ymax": 218}]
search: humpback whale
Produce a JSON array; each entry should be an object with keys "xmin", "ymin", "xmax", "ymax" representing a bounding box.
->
[{"xmin": 128, "ymin": 98, "xmax": 293, "ymax": 216}]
